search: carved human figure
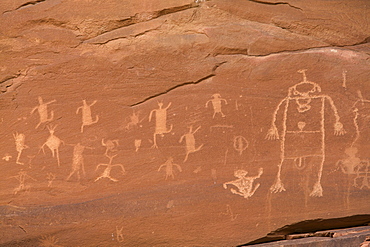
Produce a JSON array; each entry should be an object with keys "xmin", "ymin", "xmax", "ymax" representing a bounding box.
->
[
  {"xmin": 101, "ymin": 138, "xmax": 119, "ymax": 157},
  {"xmin": 66, "ymin": 143, "xmax": 93, "ymax": 181},
  {"xmin": 221, "ymin": 204, "xmax": 238, "ymax": 221},
  {"xmin": 116, "ymin": 226, "xmax": 124, "ymax": 243},
  {"xmin": 31, "ymin": 96, "xmax": 56, "ymax": 129},
  {"xmin": 134, "ymin": 139, "xmax": 142, "ymax": 152},
  {"xmin": 336, "ymin": 147, "xmax": 362, "ymax": 175},
  {"xmin": 158, "ymin": 157, "xmax": 182, "ymax": 180},
  {"xmin": 95, "ymin": 154, "xmax": 125, "ymax": 182},
  {"xmin": 46, "ymin": 172, "xmax": 55, "ymax": 187},
  {"xmin": 351, "ymin": 90, "xmax": 370, "ymax": 147},
  {"xmin": 11, "ymin": 170, "xmax": 36, "ymax": 194},
  {"xmin": 125, "ymin": 111, "xmax": 144, "ymax": 130},
  {"xmin": 179, "ymin": 125, "xmax": 204, "ymax": 162},
  {"xmin": 354, "ymin": 161, "xmax": 370, "ymax": 190},
  {"xmin": 76, "ymin": 100, "xmax": 99, "ymax": 133},
  {"xmin": 40, "ymin": 125, "xmax": 64, "ymax": 166},
  {"xmin": 149, "ymin": 102, "xmax": 173, "ymax": 148},
  {"xmin": 223, "ymin": 168, "xmax": 263, "ymax": 198},
  {"xmin": 266, "ymin": 70, "xmax": 345, "ymax": 197},
  {"xmin": 13, "ymin": 132, "xmax": 28, "ymax": 165},
  {"xmin": 206, "ymin": 93, "xmax": 228, "ymax": 118},
  {"xmin": 2, "ymin": 154, "xmax": 12, "ymax": 161}
]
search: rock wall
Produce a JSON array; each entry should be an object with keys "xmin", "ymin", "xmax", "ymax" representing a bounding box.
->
[{"xmin": 0, "ymin": 0, "xmax": 369, "ymax": 246}]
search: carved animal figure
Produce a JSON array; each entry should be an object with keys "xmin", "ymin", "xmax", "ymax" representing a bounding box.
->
[{"xmin": 40, "ymin": 125, "xmax": 64, "ymax": 166}]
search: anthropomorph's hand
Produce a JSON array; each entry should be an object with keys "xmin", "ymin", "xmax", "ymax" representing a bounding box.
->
[
  {"xmin": 309, "ymin": 182, "xmax": 323, "ymax": 197},
  {"xmin": 265, "ymin": 126, "xmax": 279, "ymax": 140},
  {"xmin": 334, "ymin": 122, "xmax": 346, "ymax": 136},
  {"xmin": 270, "ymin": 178, "xmax": 286, "ymax": 193}
]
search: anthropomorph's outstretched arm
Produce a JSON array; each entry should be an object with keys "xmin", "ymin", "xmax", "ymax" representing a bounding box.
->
[
  {"xmin": 165, "ymin": 102, "xmax": 172, "ymax": 110},
  {"xmin": 324, "ymin": 96, "xmax": 345, "ymax": 135},
  {"xmin": 89, "ymin": 100, "xmax": 97, "ymax": 107},
  {"xmin": 193, "ymin": 126, "xmax": 201, "ymax": 134},
  {"xmin": 76, "ymin": 106, "xmax": 82, "ymax": 114},
  {"xmin": 266, "ymin": 98, "xmax": 288, "ymax": 140},
  {"xmin": 149, "ymin": 109, "xmax": 156, "ymax": 122}
]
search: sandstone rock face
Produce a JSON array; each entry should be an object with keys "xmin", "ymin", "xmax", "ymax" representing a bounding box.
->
[{"xmin": 0, "ymin": 0, "xmax": 369, "ymax": 246}]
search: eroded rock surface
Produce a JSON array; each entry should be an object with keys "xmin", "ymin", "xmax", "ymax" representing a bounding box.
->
[{"xmin": 0, "ymin": 0, "xmax": 369, "ymax": 246}]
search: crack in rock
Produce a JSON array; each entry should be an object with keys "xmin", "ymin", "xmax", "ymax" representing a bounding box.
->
[
  {"xmin": 130, "ymin": 61, "xmax": 227, "ymax": 107},
  {"xmin": 248, "ymin": 0, "xmax": 302, "ymax": 11},
  {"xmin": 214, "ymin": 43, "xmax": 370, "ymax": 58},
  {"xmin": 94, "ymin": 3, "xmax": 199, "ymax": 40},
  {"xmin": 3, "ymin": 0, "xmax": 47, "ymax": 14}
]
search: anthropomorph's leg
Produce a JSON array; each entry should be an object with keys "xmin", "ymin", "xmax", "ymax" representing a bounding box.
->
[
  {"xmin": 270, "ymin": 158, "xmax": 286, "ymax": 193},
  {"xmin": 249, "ymin": 183, "xmax": 261, "ymax": 198},
  {"xmin": 152, "ymin": 133, "xmax": 158, "ymax": 148},
  {"xmin": 16, "ymin": 151, "xmax": 24, "ymax": 165},
  {"xmin": 56, "ymin": 149, "xmax": 60, "ymax": 167},
  {"xmin": 309, "ymin": 156, "xmax": 325, "ymax": 197}
]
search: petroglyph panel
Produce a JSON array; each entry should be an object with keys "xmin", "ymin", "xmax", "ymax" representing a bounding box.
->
[{"xmin": 0, "ymin": 1, "xmax": 369, "ymax": 246}]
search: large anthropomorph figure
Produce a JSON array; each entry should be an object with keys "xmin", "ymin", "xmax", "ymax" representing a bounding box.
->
[{"xmin": 266, "ymin": 70, "xmax": 345, "ymax": 197}]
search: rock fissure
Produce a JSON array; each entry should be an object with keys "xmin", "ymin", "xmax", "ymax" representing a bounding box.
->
[
  {"xmin": 130, "ymin": 74, "xmax": 215, "ymax": 107},
  {"xmin": 214, "ymin": 43, "xmax": 369, "ymax": 58},
  {"xmin": 2, "ymin": 0, "xmax": 47, "ymax": 14},
  {"xmin": 95, "ymin": 3, "xmax": 199, "ymax": 40},
  {"xmin": 130, "ymin": 61, "xmax": 226, "ymax": 107},
  {"xmin": 247, "ymin": 0, "xmax": 302, "ymax": 11}
]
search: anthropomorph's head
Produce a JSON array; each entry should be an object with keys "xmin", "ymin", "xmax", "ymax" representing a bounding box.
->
[
  {"xmin": 234, "ymin": 169, "xmax": 248, "ymax": 178},
  {"xmin": 288, "ymin": 69, "xmax": 322, "ymax": 97}
]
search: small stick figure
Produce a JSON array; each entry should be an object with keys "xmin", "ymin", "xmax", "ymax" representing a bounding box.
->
[
  {"xmin": 134, "ymin": 139, "xmax": 142, "ymax": 152},
  {"xmin": 179, "ymin": 125, "xmax": 203, "ymax": 162},
  {"xmin": 11, "ymin": 170, "xmax": 36, "ymax": 194},
  {"xmin": 66, "ymin": 143, "xmax": 93, "ymax": 181},
  {"xmin": 31, "ymin": 96, "xmax": 56, "ymax": 129},
  {"xmin": 335, "ymin": 147, "xmax": 363, "ymax": 175},
  {"xmin": 2, "ymin": 153, "xmax": 12, "ymax": 161},
  {"xmin": 125, "ymin": 111, "xmax": 144, "ymax": 130},
  {"xmin": 158, "ymin": 157, "xmax": 182, "ymax": 180},
  {"xmin": 116, "ymin": 226, "xmax": 124, "ymax": 243},
  {"xmin": 206, "ymin": 94, "xmax": 228, "ymax": 118},
  {"xmin": 76, "ymin": 100, "xmax": 99, "ymax": 133},
  {"xmin": 27, "ymin": 155, "xmax": 35, "ymax": 168},
  {"xmin": 101, "ymin": 138, "xmax": 119, "ymax": 157},
  {"xmin": 220, "ymin": 204, "xmax": 239, "ymax": 221},
  {"xmin": 46, "ymin": 172, "xmax": 56, "ymax": 187},
  {"xmin": 223, "ymin": 168, "xmax": 263, "ymax": 198},
  {"xmin": 149, "ymin": 102, "xmax": 173, "ymax": 148},
  {"xmin": 40, "ymin": 125, "xmax": 64, "ymax": 167},
  {"xmin": 354, "ymin": 161, "xmax": 370, "ymax": 189},
  {"xmin": 13, "ymin": 132, "xmax": 28, "ymax": 165},
  {"xmin": 95, "ymin": 154, "xmax": 125, "ymax": 182}
]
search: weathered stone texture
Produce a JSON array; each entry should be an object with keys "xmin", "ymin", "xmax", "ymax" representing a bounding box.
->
[{"xmin": 0, "ymin": 0, "xmax": 369, "ymax": 246}]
